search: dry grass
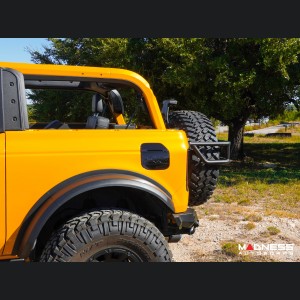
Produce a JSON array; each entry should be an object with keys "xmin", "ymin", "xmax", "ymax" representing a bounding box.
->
[
  {"xmin": 217, "ymin": 132, "xmax": 229, "ymax": 141},
  {"xmin": 277, "ymin": 124, "xmax": 300, "ymax": 134},
  {"xmin": 244, "ymin": 124, "xmax": 270, "ymax": 131},
  {"xmin": 244, "ymin": 222, "xmax": 256, "ymax": 230},
  {"xmin": 190, "ymin": 249, "xmax": 275, "ymax": 262},
  {"xmin": 244, "ymin": 214, "xmax": 262, "ymax": 222},
  {"xmin": 173, "ymin": 124, "xmax": 300, "ymax": 263},
  {"xmin": 217, "ymin": 132, "xmax": 300, "ymax": 144},
  {"xmin": 267, "ymin": 226, "xmax": 281, "ymax": 235},
  {"xmin": 264, "ymin": 209, "xmax": 299, "ymax": 219},
  {"xmin": 195, "ymin": 202, "xmax": 256, "ymax": 221},
  {"xmin": 246, "ymin": 135, "xmax": 300, "ymax": 143}
]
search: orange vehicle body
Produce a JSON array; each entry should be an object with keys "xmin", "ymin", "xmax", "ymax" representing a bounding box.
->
[{"xmin": 0, "ymin": 62, "xmax": 192, "ymax": 260}]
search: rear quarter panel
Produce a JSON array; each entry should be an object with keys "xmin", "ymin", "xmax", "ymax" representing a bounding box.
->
[{"xmin": 5, "ymin": 129, "xmax": 189, "ymax": 250}]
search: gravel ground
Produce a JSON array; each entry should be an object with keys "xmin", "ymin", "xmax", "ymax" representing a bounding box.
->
[{"xmin": 169, "ymin": 203, "xmax": 300, "ymax": 262}]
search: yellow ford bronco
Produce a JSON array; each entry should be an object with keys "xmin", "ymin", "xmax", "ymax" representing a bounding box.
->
[{"xmin": 0, "ymin": 62, "xmax": 230, "ymax": 262}]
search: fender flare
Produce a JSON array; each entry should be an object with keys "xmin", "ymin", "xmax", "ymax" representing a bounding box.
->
[{"xmin": 13, "ymin": 170, "xmax": 173, "ymax": 258}]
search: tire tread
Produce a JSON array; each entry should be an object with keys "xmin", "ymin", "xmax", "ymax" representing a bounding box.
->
[
  {"xmin": 40, "ymin": 210, "xmax": 172, "ymax": 262},
  {"xmin": 169, "ymin": 110, "xmax": 219, "ymax": 206}
]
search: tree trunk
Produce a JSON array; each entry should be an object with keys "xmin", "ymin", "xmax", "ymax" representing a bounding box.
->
[{"xmin": 228, "ymin": 119, "xmax": 247, "ymax": 160}]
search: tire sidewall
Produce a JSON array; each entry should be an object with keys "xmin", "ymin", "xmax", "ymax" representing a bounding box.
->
[
  {"xmin": 40, "ymin": 210, "xmax": 172, "ymax": 262},
  {"xmin": 67, "ymin": 235, "xmax": 156, "ymax": 262}
]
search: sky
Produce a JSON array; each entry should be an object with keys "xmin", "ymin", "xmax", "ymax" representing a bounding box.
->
[{"xmin": 0, "ymin": 38, "xmax": 50, "ymax": 63}]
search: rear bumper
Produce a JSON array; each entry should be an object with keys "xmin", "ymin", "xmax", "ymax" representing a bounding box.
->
[
  {"xmin": 190, "ymin": 141, "xmax": 231, "ymax": 165},
  {"xmin": 170, "ymin": 208, "xmax": 199, "ymax": 235}
]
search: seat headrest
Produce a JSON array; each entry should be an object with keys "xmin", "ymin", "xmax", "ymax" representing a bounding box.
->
[
  {"xmin": 109, "ymin": 89, "xmax": 124, "ymax": 115},
  {"xmin": 92, "ymin": 94, "xmax": 103, "ymax": 113}
]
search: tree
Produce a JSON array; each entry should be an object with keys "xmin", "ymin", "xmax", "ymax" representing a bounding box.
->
[
  {"xmin": 28, "ymin": 89, "xmax": 94, "ymax": 122},
  {"xmin": 159, "ymin": 38, "xmax": 300, "ymax": 159},
  {"xmin": 30, "ymin": 38, "xmax": 129, "ymax": 67},
  {"xmin": 29, "ymin": 38, "xmax": 131, "ymax": 122},
  {"xmin": 29, "ymin": 38, "xmax": 300, "ymax": 159}
]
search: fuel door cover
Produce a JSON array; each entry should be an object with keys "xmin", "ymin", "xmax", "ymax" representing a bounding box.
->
[{"xmin": 141, "ymin": 143, "xmax": 170, "ymax": 170}]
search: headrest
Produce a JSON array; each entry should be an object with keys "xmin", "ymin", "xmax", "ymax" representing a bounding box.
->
[
  {"xmin": 109, "ymin": 89, "xmax": 124, "ymax": 115},
  {"xmin": 92, "ymin": 94, "xmax": 103, "ymax": 113}
]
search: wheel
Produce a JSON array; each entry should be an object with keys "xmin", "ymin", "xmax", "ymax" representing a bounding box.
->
[
  {"xmin": 39, "ymin": 210, "xmax": 172, "ymax": 262},
  {"xmin": 169, "ymin": 110, "xmax": 220, "ymax": 206}
]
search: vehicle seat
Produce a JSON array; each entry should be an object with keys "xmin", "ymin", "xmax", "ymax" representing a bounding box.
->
[{"xmin": 86, "ymin": 94, "xmax": 110, "ymax": 129}]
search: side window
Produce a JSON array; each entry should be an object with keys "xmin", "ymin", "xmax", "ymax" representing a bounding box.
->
[
  {"xmin": 26, "ymin": 89, "xmax": 94, "ymax": 128},
  {"xmin": 26, "ymin": 84, "xmax": 154, "ymax": 129},
  {"xmin": 114, "ymin": 86, "xmax": 153, "ymax": 129}
]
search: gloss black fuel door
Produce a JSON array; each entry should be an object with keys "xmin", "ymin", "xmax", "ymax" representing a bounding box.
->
[{"xmin": 141, "ymin": 143, "xmax": 170, "ymax": 170}]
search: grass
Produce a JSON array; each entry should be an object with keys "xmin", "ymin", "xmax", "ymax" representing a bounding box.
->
[
  {"xmin": 244, "ymin": 214, "xmax": 262, "ymax": 222},
  {"xmin": 213, "ymin": 130, "xmax": 300, "ymax": 216},
  {"xmin": 219, "ymin": 241, "xmax": 275, "ymax": 262},
  {"xmin": 277, "ymin": 124, "xmax": 300, "ymax": 134},
  {"xmin": 244, "ymin": 123, "xmax": 269, "ymax": 131},
  {"xmin": 221, "ymin": 242, "xmax": 240, "ymax": 257},
  {"xmin": 217, "ymin": 132, "xmax": 300, "ymax": 144},
  {"xmin": 190, "ymin": 125, "xmax": 299, "ymax": 262},
  {"xmin": 195, "ymin": 202, "xmax": 255, "ymax": 222},
  {"xmin": 245, "ymin": 222, "xmax": 256, "ymax": 230},
  {"xmin": 267, "ymin": 226, "xmax": 281, "ymax": 235}
]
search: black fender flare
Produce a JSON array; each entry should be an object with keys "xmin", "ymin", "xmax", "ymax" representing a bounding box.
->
[{"xmin": 13, "ymin": 170, "xmax": 173, "ymax": 258}]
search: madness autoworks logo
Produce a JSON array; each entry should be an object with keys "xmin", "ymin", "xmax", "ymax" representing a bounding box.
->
[{"xmin": 238, "ymin": 243, "xmax": 294, "ymax": 256}]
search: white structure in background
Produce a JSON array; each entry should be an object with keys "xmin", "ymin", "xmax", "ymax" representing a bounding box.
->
[{"xmin": 246, "ymin": 116, "xmax": 269, "ymax": 125}]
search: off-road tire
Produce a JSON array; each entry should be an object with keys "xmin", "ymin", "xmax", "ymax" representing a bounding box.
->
[
  {"xmin": 169, "ymin": 110, "xmax": 219, "ymax": 206},
  {"xmin": 39, "ymin": 210, "xmax": 172, "ymax": 262}
]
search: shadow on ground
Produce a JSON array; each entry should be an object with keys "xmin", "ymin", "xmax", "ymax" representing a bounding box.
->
[{"xmin": 219, "ymin": 143, "xmax": 300, "ymax": 186}]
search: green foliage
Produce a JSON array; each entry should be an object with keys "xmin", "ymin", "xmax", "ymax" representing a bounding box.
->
[
  {"xmin": 27, "ymin": 104, "xmax": 36, "ymax": 122},
  {"xmin": 156, "ymin": 38, "xmax": 300, "ymax": 120},
  {"xmin": 28, "ymin": 38, "xmax": 300, "ymax": 158},
  {"xmin": 154, "ymin": 38, "xmax": 300, "ymax": 158},
  {"xmin": 30, "ymin": 38, "xmax": 130, "ymax": 68},
  {"xmin": 28, "ymin": 89, "xmax": 93, "ymax": 122},
  {"xmin": 29, "ymin": 38, "xmax": 300, "ymax": 118},
  {"xmin": 270, "ymin": 105, "xmax": 300, "ymax": 123}
]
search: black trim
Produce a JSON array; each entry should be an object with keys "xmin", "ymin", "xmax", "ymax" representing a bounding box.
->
[
  {"xmin": 161, "ymin": 99, "xmax": 178, "ymax": 126},
  {"xmin": 190, "ymin": 141, "xmax": 231, "ymax": 165},
  {"xmin": 12, "ymin": 169, "xmax": 173, "ymax": 258},
  {"xmin": 25, "ymin": 80, "xmax": 82, "ymax": 88},
  {"xmin": 109, "ymin": 89, "xmax": 124, "ymax": 115},
  {"xmin": 141, "ymin": 143, "xmax": 170, "ymax": 170},
  {"xmin": 172, "ymin": 208, "xmax": 199, "ymax": 229},
  {"xmin": 170, "ymin": 208, "xmax": 199, "ymax": 235},
  {"xmin": 24, "ymin": 75, "xmax": 143, "ymax": 94},
  {"xmin": 1, "ymin": 68, "xmax": 29, "ymax": 131}
]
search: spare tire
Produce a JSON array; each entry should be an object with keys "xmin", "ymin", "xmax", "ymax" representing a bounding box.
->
[{"xmin": 169, "ymin": 110, "xmax": 220, "ymax": 206}]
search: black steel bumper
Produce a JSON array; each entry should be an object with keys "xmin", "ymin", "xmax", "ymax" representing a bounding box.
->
[
  {"xmin": 189, "ymin": 141, "xmax": 231, "ymax": 165},
  {"xmin": 171, "ymin": 208, "xmax": 199, "ymax": 235}
]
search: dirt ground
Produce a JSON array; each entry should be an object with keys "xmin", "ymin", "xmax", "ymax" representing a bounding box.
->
[{"xmin": 169, "ymin": 202, "xmax": 300, "ymax": 262}]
